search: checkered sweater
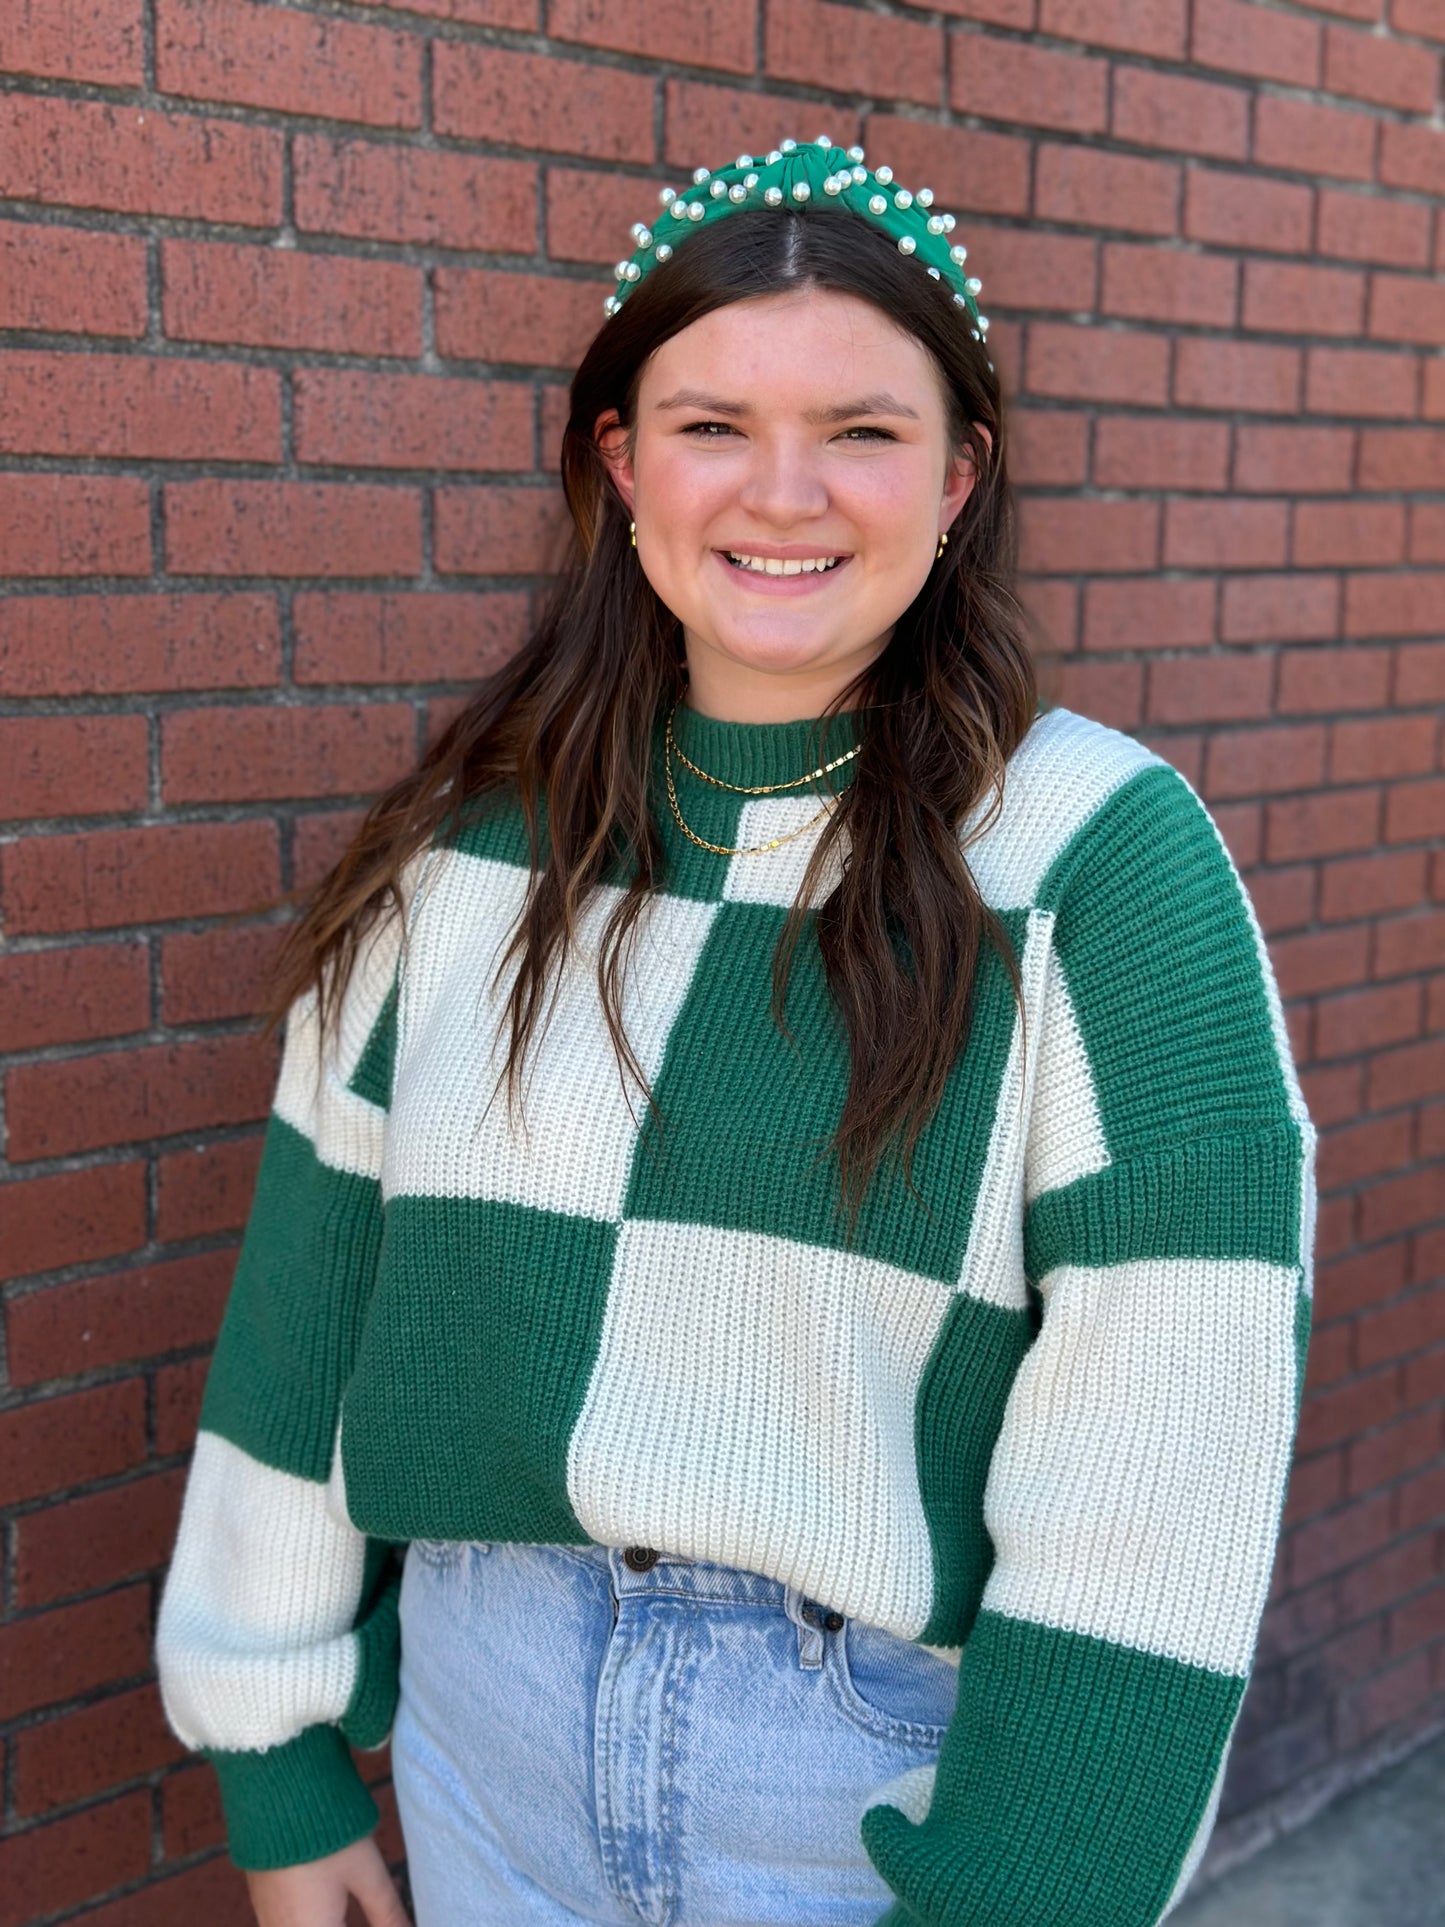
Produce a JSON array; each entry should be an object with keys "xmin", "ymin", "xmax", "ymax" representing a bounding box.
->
[{"xmin": 157, "ymin": 699, "xmax": 1316, "ymax": 1925}]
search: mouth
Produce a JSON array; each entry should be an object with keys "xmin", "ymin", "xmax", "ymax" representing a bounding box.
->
[{"xmin": 713, "ymin": 550, "xmax": 853, "ymax": 592}]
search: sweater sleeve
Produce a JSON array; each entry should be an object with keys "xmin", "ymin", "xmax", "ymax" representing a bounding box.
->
[
  {"xmin": 155, "ymin": 891, "xmax": 410, "ymax": 1872},
  {"xmin": 861, "ymin": 758, "xmax": 1317, "ymax": 1927}
]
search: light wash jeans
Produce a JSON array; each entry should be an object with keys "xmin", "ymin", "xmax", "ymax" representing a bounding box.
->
[{"xmin": 392, "ymin": 1538, "xmax": 958, "ymax": 1927}]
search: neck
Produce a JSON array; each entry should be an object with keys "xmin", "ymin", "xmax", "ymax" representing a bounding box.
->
[{"xmin": 680, "ymin": 632, "xmax": 889, "ymax": 724}]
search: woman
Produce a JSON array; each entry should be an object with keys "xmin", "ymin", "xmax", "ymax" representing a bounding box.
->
[{"xmin": 157, "ymin": 137, "xmax": 1317, "ymax": 1927}]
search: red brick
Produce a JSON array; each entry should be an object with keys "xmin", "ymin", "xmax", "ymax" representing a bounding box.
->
[
  {"xmin": 1316, "ymin": 981, "xmax": 1423, "ymax": 1058},
  {"xmin": 1191, "ymin": 0, "xmax": 1320, "ymax": 84},
  {"xmin": 1279, "ymin": 647, "xmax": 1394, "ymax": 716},
  {"xmin": 960, "ymin": 228, "xmax": 1097, "ymax": 314},
  {"xmin": 933, "ymin": 0, "xmax": 1033, "ymax": 20},
  {"xmin": 1203, "ymin": 722, "xmax": 1328, "ymax": 800},
  {"xmin": 1319, "ymin": 189, "xmax": 1433, "ymax": 269},
  {"xmin": 0, "ymin": 0, "xmax": 143, "ymax": 84},
  {"xmin": 160, "ymin": 923, "xmax": 283, "ymax": 1025},
  {"xmin": 0, "ymin": 95, "xmax": 282, "ymax": 226},
  {"xmin": 1036, "ymin": 144, "xmax": 1178, "ymax": 235},
  {"xmin": 1296, "ymin": 1363, "xmax": 1400, "ymax": 1454},
  {"xmin": 1295, "ymin": 502, "xmax": 1406, "ymax": 569},
  {"xmin": 0, "ymin": 1787, "xmax": 151, "ymax": 1927},
  {"xmin": 5, "ymin": 1249, "xmax": 235, "ymax": 1384},
  {"xmin": 1380, "ymin": 121, "xmax": 1445, "ymax": 197},
  {"xmin": 1390, "ymin": 1581, "xmax": 1445, "ymax": 1660},
  {"xmin": 293, "ymin": 591, "xmax": 528, "ymax": 685},
  {"xmin": 1092, "ymin": 415, "xmax": 1229, "ymax": 492},
  {"xmin": 1393, "ymin": 0, "xmax": 1445, "ymax": 37},
  {"xmin": 293, "ymin": 369, "xmax": 533, "ymax": 473},
  {"xmin": 1385, "ymin": 774, "xmax": 1445, "ymax": 842},
  {"xmin": 81, "ymin": 1852, "xmax": 254, "ymax": 1927},
  {"xmin": 549, "ymin": 0, "xmax": 753, "ymax": 69},
  {"xmin": 165, "ymin": 481, "xmax": 422, "ymax": 578},
  {"xmin": 1175, "ymin": 338, "xmax": 1301, "ymax": 415},
  {"xmin": 1098, "ymin": 243, "xmax": 1235, "ymax": 327},
  {"xmin": 294, "ymin": 133, "xmax": 536, "ymax": 250},
  {"xmin": 1242, "ymin": 261, "xmax": 1367, "ymax": 338},
  {"xmin": 162, "ymin": 700, "xmax": 415, "ymax": 804},
  {"xmin": 15, "ymin": 1470, "xmax": 187, "ymax": 1610},
  {"xmin": 1370, "ymin": 274, "xmax": 1445, "ymax": 350},
  {"xmin": 1360, "ymin": 426, "xmax": 1445, "ymax": 490},
  {"xmin": 766, "ymin": 0, "xmax": 942, "ymax": 104},
  {"xmin": 435, "ymin": 268, "xmax": 611, "ymax": 367},
  {"xmin": 294, "ymin": 808, "xmax": 368, "ymax": 891},
  {"xmin": 155, "ymin": 1355, "xmax": 210, "ymax": 1455},
  {"xmin": 1347, "ymin": 1404, "xmax": 1443, "ymax": 1500},
  {"xmin": 1339, "ymin": 1647, "xmax": 1435, "ymax": 1746},
  {"xmin": 157, "ymin": 1138, "xmax": 264, "ymax": 1241},
  {"xmin": 434, "ymin": 485, "xmax": 572, "ymax": 575},
  {"xmin": 1271, "ymin": 790, "xmax": 1387, "ymax": 867},
  {"xmin": 1281, "ymin": 1447, "xmax": 1345, "ymax": 1529},
  {"xmin": 1272, "ymin": 920, "xmax": 1373, "ymax": 993},
  {"xmin": 1223, "ymin": 575, "xmax": 1340, "ymax": 645},
  {"xmin": 7, "ymin": 1035, "xmax": 277, "ymax": 1161},
  {"xmin": 1055, "ymin": 657, "xmax": 1140, "ymax": 722},
  {"xmin": 0, "ymin": 1381, "xmax": 146, "ymax": 1508},
  {"xmin": 1358, "ymin": 1287, "xmax": 1445, "ymax": 1369},
  {"xmin": 0, "ymin": 716, "xmax": 148, "ymax": 822},
  {"xmin": 0, "ymin": 350, "xmax": 279, "ymax": 463},
  {"xmin": 1306, "ymin": 346, "xmax": 1419, "ymax": 419},
  {"xmin": 1148, "ymin": 652, "xmax": 1276, "ymax": 724},
  {"xmin": 162, "ymin": 1761, "xmax": 226, "ymax": 1859},
  {"xmin": 3, "ymin": 819, "xmax": 280, "ymax": 936},
  {"xmin": 1395, "ymin": 638, "xmax": 1445, "ymax": 701},
  {"xmin": 15, "ymin": 1684, "xmax": 181, "ymax": 1819},
  {"xmin": 349, "ymin": 0, "xmax": 534, "ymax": 15},
  {"xmin": 1345, "ymin": 570, "xmax": 1445, "ymax": 638},
  {"xmin": 1324, "ymin": 21, "xmax": 1439, "ymax": 113},
  {"xmin": 1403, "ymin": 1342, "xmax": 1445, "ymax": 1407},
  {"xmin": 863, "ymin": 111, "xmax": 1032, "ymax": 218},
  {"xmin": 156, "ymin": 0, "xmax": 421, "ymax": 127},
  {"xmin": 1253, "ymin": 94, "xmax": 1377, "ymax": 183},
  {"xmin": 1398, "ymin": 1461, "xmax": 1445, "ymax": 1534},
  {"xmin": 1164, "ymin": 500, "xmax": 1289, "ymax": 569},
  {"xmin": 0, "ymin": 943, "xmax": 148, "ymax": 1053},
  {"xmin": 1410, "ymin": 505, "xmax": 1445, "ymax": 562},
  {"xmin": 1236, "ymin": 424, "xmax": 1356, "ymax": 494},
  {"xmin": 163, "ymin": 240, "xmax": 422, "ymax": 357},
  {"xmin": 1338, "ymin": 719, "xmax": 1434, "ymax": 793},
  {"xmin": 435, "ymin": 40, "xmax": 654, "ymax": 158},
  {"xmin": 1025, "ymin": 321, "xmax": 1169, "ymax": 406},
  {"xmin": 1290, "ymin": 1487, "xmax": 1394, "ymax": 1589},
  {"xmin": 1038, "ymin": 0, "xmax": 1185, "ymax": 57},
  {"xmin": 951, "ymin": 35, "xmax": 1107, "ymax": 133},
  {"xmin": 0, "ymin": 220, "xmax": 146, "ymax": 337},
  {"xmin": 0, "ymin": 473, "xmax": 150, "ymax": 579},
  {"xmin": 0, "ymin": 593, "xmax": 280, "ymax": 697},
  {"xmin": 1111, "ymin": 66, "xmax": 1248, "ymax": 160},
  {"xmin": 1082, "ymin": 577, "xmax": 1216, "ymax": 653},
  {"xmin": 1011, "ymin": 410, "xmax": 1090, "ymax": 487},
  {"xmin": 1017, "ymin": 499, "xmax": 1160, "ymax": 574},
  {"xmin": 1322, "ymin": 849, "xmax": 1432, "ymax": 922},
  {"xmin": 0, "ymin": 1162, "xmax": 146, "ymax": 1285},
  {"xmin": 1184, "ymin": 167, "xmax": 1313, "ymax": 254}
]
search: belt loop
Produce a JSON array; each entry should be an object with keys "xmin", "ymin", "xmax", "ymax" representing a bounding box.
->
[{"xmin": 784, "ymin": 1584, "xmax": 825, "ymax": 1670}]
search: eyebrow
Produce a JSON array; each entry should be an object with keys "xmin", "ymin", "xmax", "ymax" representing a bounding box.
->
[{"xmin": 653, "ymin": 386, "xmax": 922, "ymax": 424}]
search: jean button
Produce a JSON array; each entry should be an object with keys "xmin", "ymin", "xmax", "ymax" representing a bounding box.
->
[
  {"xmin": 623, "ymin": 1545, "xmax": 659, "ymax": 1571},
  {"xmin": 823, "ymin": 1610, "xmax": 845, "ymax": 1632}
]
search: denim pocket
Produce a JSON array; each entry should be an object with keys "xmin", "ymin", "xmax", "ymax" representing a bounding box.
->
[
  {"xmin": 825, "ymin": 1617, "xmax": 957, "ymax": 1746},
  {"xmin": 409, "ymin": 1538, "xmax": 477, "ymax": 1571}
]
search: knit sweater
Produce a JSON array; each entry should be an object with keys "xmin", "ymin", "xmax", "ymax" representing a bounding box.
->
[{"xmin": 156, "ymin": 697, "xmax": 1317, "ymax": 1926}]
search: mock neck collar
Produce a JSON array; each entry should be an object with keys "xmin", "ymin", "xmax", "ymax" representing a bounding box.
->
[{"xmin": 666, "ymin": 697, "xmax": 864, "ymax": 794}]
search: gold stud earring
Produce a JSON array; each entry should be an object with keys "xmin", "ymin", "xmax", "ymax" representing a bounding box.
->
[
  {"xmin": 936, "ymin": 531, "xmax": 948, "ymax": 560},
  {"xmin": 630, "ymin": 520, "xmax": 637, "ymax": 548}
]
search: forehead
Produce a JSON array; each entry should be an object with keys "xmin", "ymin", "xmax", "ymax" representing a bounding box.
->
[{"xmin": 638, "ymin": 288, "xmax": 944, "ymax": 418}]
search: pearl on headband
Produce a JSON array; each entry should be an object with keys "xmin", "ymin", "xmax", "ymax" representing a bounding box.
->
[{"xmin": 602, "ymin": 133, "xmax": 991, "ymax": 362}]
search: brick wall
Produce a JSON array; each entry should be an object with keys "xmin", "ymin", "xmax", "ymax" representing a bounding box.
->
[{"xmin": 1, "ymin": 1, "xmax": 1442, "ymax": 1920}]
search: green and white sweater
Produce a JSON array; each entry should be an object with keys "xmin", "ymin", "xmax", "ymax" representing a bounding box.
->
[{"xmin": 157, "ymin": 698, "xmax": 1316, "ymax": 1926}]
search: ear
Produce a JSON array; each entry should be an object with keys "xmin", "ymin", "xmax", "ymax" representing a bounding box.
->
[
  {"xmin": 594, "ymin": 408, "xmax": 636, "ymax": 519},
  {"xmin": 941, "ymin": 423, "xmax": 992, "ymax": 530}
]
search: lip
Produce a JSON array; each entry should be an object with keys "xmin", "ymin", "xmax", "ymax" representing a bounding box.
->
[{"xmin": 713, "ymin": 549, "xmax": 853, "ymax": 594}]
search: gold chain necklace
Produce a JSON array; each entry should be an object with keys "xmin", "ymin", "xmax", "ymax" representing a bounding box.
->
[
  {"xmin": 667, "ymin": 701, "xmax": 862, "ymax": 795},
  {"xmin": 663, "ymin": 702, "xmax": 856, "ymax": 857}
]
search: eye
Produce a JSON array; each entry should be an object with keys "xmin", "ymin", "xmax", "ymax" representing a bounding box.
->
[{"xmin": 681, "ymin": 421, "xmax": 896, "ymax": 443}]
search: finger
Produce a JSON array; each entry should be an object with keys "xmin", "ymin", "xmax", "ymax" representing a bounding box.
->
[{"xmin": 352, "ymin": 1862, "xmax": 411, "ymax": 1927}]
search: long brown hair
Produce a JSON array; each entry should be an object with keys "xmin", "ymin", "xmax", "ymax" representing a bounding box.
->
[{"xmin": 264, "ymin": 202, "xmax": 1040, "ymax": 1225}]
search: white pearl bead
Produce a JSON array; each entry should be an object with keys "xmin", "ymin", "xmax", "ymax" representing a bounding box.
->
[
  {"xmin": 874, "ymin": 165, "xmax": 893, "ymax": 184},
  {"xmin": 823, "ymin": 174, "xmax": 844, "ymax": 195},
  {"xmin": 623, "ymin": 262, "xmax": 640, "ymax": 281},
  {"xmin": 688, "ymin": 200, "xmax": 705, "ymax": 220},
  {"xmin": 791, "ymin": 180, "xmax": 810, "ymax": 200},
  {"xmin": 894, "ymin": 188, "xmax": 913, "ymax": 208},
  {"xmin": 851, "ymin": 164, "xmax": 866, "ymax": 182},
  {"xmin": 655, "ymin": 243, "xmax": 673, "ymax": 261},
  {"xmin": 736, "ymin": 153, "xmax": 754, "ymax": 167},
  {"xmin": 847, "ymin": 145, "xmax": 865, "ymax": 162},
  {"xmin": 764, "ymin": 185, "xmax": 783, "ymax": 205},
  {"xmin": 671, "ymin": 201, "xmax": 689, "ymax": 220},
  {"xmin": 729, "ymin": 183, "xmax": 747, "ymax": 202},
  {"xmin": 614, "ymin": 260, "xmax": 629, "ymax": 278},
  {"xmin": 766, "ymin": 149, "xmax": 782, "ymax": 164},
  {"xmin": 868, "ymin": 194, "xmax": 887, "ymax": 215},
  {"xmin": 897, "ymin": 235, "xmax": 916, "ymax": 254},
  {"xmin": 745, "ymin": 172, "xmax": 758, "ymax": 188},
  {"xmin": 710, "ymin": 178, "xmax": 728, "ymax": 197},
  {"xmin": 949, "ymin": 244, "xmax": 967, "ymax": 264},
  {"xmin": 660, "ymin": 187, "xmax": 676, "ymax": 205},
  {"xmin": 604, "ymin": 294, "xmax": 619, "ymax": 314},
  {"xmin": 926, "ymin": 215, "xmax": 945, "ymax": 234},
  {"xmin": 927, "ymin": 266, "xmax": 940, "ymax": 278},
  {"xmin": 692, "ymin": 166, "xmax": 710, "ymax": 183},
  {"xmin": 977, "ymin": 314, "xmax": 990, "ymax": 331},
  {"xmin": 942, "ymin": 214, "xmax": 956, "ymax": 232},
  {"xmin": 916, "ymin": 187, "xmax": 934, "ymax": 207},
  {"xmin": 780, "ymin": 137, "xmax": 797, "ymax": 151},
  {"xmin": 814, "ymin": 133, "xmax": 832, "ymax": 146},
  {"xmin": 965, "ymin": 276, "xmax": 982, "ymax": 294}
]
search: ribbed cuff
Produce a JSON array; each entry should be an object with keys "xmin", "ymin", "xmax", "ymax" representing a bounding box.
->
[{"xmin": 206, "ymin": 1724, "xmax": 379, "ymax": 1872}]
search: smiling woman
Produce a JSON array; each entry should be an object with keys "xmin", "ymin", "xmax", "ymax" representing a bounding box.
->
[{"xmin": 155, "ymin": 138, "xmax": 1315, "ymax": 1927}]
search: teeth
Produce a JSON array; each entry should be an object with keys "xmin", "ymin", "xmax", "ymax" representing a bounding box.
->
[{"xmin": 726, "ymin": 553, "xmax": 843, "ymax": 575}]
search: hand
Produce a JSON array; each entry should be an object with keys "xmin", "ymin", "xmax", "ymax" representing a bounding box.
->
[{"xmin": 245, "ymin": 1834, "xmax": 411, "ymax": 1927}]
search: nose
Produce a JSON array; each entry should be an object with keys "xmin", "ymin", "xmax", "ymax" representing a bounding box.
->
[{"xmin": 734, "ymin": 441, "xmax": 831, "ymax": 528}]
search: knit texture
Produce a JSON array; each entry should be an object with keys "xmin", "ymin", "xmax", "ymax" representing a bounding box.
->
[{"xmin": 155, "ymin": 700, "xmax": 1316, "ymax": 1921}]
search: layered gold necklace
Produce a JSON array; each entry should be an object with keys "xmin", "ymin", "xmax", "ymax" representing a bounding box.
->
[{"xmin": 664, "ymin": 700, "xmax": 861, "ymax": 857}]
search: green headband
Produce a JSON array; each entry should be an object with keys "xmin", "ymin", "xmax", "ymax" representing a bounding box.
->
[{"xmin": 603, "ymin": 132, "xmax": 990, "ymax": 361}]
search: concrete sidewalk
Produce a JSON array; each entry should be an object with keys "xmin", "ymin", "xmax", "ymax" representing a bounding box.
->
[{"xmin": 1171, "ymin": 1730, "xmax": 1445, "ymax": 1927}]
